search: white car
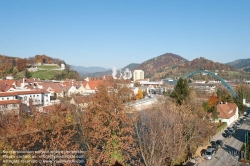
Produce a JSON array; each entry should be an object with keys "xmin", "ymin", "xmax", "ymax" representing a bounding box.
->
[{"xmin": 204, "ymin": 148, "xmax": 215, "ymax": 160}]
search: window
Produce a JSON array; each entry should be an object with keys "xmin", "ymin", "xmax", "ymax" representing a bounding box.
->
[
  {"xmin": 37, "ymin": 95, "xmax": 39, "ymax": 97},
  {"xmin": 24, "ymin": 96, "xmax": 27, "ymax": 101},
  {"xmin": 2, "ymin": 98, "xmax": 4, "ymax": 100},
  {"xmin": 7, "ymin": 98, "xmax": 9, "ymax": 100},
  {"xmin": 33, "ymin": 95, "xmax": 35, "ymax": 97}
]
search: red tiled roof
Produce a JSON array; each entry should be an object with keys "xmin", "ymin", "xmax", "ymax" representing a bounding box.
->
[
  {"xmin": 0, "ymin": 99, "xmax": 21, "ymax": 105},
  {"xmin": 0, "ymin": 90, "xmax": 49, "ymax": 97},
  {"xmin": 217, "ymin": 103, "xmax": 237, "ymax": 119},
  {"xmin": 0, "ymin": 80, "xmax": 16, "ymax": 85},
  {"xmin": 37, "ymin": 82, "xmax": 62, "ymax": 93},
  {"xmin": 87, "ymin": 80, "xmax": 104, "ymax": 90}
]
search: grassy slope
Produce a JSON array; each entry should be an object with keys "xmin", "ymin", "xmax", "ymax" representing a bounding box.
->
[{"xmin": 31, "ymin": 70, "xmax": 62, "ymax": 80}]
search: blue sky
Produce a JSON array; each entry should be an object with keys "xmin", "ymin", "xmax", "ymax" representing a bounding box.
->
[{"xmin": 0, "ymin": 1, "xmax": 250, "ymax": 68}]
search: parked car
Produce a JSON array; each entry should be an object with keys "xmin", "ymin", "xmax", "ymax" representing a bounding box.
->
[
  {"xmin": 211, "ymin": 141, "xmax": 219, "ymax": 151},
  {"xmin": 232, "ymin": 124, "xmax": 237, "ymax": 130},
  {"xmin": 204, "ymin": 148, "xmax": 215, "ymax": 160},
  {"xmin": 216, "ymin": 140, "xmax": 223, "ymax": 147},
  {"xmin": 228, "ymin": 128, "xmax": 235, "ymax": 134},
  {"xmin": 244, "ymin": 113, "xmax": 250, "ymax": 117},
  {"xmin": 238, "ymin": 119, "xmax": 243, "ymax": 124},
  {"xmin": 223, "ymin": 129, "xmax": 233, "ymax": 138},
  {"xmin": 235, "ymin": 122, "xmax": 241, "ymax": 128}
]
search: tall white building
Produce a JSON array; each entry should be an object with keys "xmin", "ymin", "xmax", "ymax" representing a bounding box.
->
[{"xmin": 133, "ymin": 70, "xmax": 144, "ymax": 82}]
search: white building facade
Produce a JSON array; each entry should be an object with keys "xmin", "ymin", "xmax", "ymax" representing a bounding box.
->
[{"xmin": 133, "ymin": 70, "xmax": 144, "ymax": 82}]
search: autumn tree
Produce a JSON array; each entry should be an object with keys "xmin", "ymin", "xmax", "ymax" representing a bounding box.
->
[
  {"xmin": 170, "ymin": 77, "xmax": 191, "ymax": 105},
  {"xmin": 206, "ymin": 93, "xmax": 220, "ymax": 120},
  {"xmin": 135, "ymin": 89, "xmax": 143, "ymax": 100},
  {"xmin": 117, "ymin": 86, "xmax": 134, "ymax": 103},
  {"xmin": 134, "ymin": 98, "xmax": 215, "ymax": 166},
  {"xmin": 16, "ymin": 59, "xmax": 28, "ymax": 71},
  {"xmin": 208, "ymin": 93, "xmax": 219, "ymax": 109},
  {"xmin": 235, "ymin": 84, "xmax": 250, "ymax": 102},
  {"xmin": 82, "ymin": 83, "xmax": 139, "ymax": 165},
  {"xmin": 0, "ymin": 105, "xmax": 81, "ymax": 165},
  {"xmin": 234, "ymin": 84, "xmax": 248, "ymax": 114}
]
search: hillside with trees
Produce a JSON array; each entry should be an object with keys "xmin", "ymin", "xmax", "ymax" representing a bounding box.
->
[
  {"xmin": 183, "ymin": 57, "xmax": 235, "ymax": 71},
  {"xmin": 135, "ymin": 53, "xmax": 189, "ymax": 79},
  {"xmin": 227, "ymin": 58, "xmax": 250, "ymax": 72},
  {"xmin": 0, "ymin": 54, "xmax": 82, "ymax": 80},
  {"xmin": 122, "ymin": 63, "xmax": 139, "ymax": 71},
  {"xmin": 134, "ymin": 53, "xmax": 246, "ymax": 81}
]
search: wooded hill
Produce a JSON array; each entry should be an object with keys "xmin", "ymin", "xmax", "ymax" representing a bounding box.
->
[
  {"xmin": 227, "ymin": 58, "xmax": 250, "ymax": 72},
  {"xmin": 135, "ymin": 53, "xmax": 250, "ymax": 81},
  {"xmin": 0, "ymin": 54, "xmax": 82, "ymax": 80},
  {"xmin": 75, "ymin": 52, "xmax": 250, "ymax": 81}
]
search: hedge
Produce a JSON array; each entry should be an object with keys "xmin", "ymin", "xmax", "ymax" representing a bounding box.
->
[{"xmin": 216, "ymin": 122, "xmax": 228, "ymax": 134}]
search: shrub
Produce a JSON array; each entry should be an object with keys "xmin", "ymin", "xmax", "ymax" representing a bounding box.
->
[{"xmin": 216, "ymin": 122, "xmax": 227, "ymax": 134}]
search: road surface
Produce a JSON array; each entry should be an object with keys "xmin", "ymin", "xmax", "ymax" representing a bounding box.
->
[{"xmin": 198, "ymin": 108, "xmax": 250, "ymax": 166}]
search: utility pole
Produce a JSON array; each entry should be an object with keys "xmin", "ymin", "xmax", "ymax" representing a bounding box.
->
[
  {"xmin": 247, "ymin": 131, "xmax": 249, "ymax": 159},
  {"xmin": 245, "ymin": 133, "xmax": 247, "ymax": 157}
]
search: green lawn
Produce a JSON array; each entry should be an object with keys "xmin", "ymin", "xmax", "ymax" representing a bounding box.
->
[{"xmin": 31, "ymin": 70, "xmax": 62, "ymax": 80}]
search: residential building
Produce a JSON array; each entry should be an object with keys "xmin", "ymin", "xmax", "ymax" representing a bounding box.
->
[
  {"xmin": 0, "ymin": 90, "xmax": 51, "ymax": 107},
  {"xmin": 216, "ymin": 102, "xmax": 238, "ymax": 126},
  {"xmin": 133, "ymin": 70, "xmax": 144, "ymax": 82}
]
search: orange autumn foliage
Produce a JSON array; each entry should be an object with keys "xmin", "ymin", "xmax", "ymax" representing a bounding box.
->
[{"xmin": 208, "ymin": 93, "xmax": 219, "ymax": 108}]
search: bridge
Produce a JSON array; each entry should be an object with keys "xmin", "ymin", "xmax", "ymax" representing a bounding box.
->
[{"xmin": 184, "ymin": 70, "xmax": 238, "ymax": 98}]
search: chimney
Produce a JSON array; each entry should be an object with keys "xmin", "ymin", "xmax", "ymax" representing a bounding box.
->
[{"xmin": 243, "ymin": 98, "xmax": 246, "ymax": 105}]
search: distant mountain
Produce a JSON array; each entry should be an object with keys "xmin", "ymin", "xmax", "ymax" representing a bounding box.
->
[
  {"xmin": 135, "ymin": 53, "xmax": 189, "ymax": 79},
  {"xmin": 227, "ymin": 58, "xmax": 250, "ymax": 72},
  {"xmin": 70, "ymin": 65, "xmax": 110, "ymax": 75},
  {"xmin": 81, "ymin": 70, "xmax": 113, "ymax": 78},
  {"xmin": 77, "ymin": 63, "xmax": 140, "ymax": 78},
  {"xmin": 122, "ymin": 63, "xmax": 139, "ymax": 71}
]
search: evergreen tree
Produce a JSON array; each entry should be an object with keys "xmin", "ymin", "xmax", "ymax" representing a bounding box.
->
[
  {"xmin": 25, "ymin": 69, "xmax": 32, "ymax": 78},
  {"xmin": 212, "ymin": 105, "xmax": 218, "ymax": 120},
  {"xmin": 216, "ymin": 87, "xmax": 233, "ymax": 103},
  {"xmin": 170, "ymin": 77, "xmax": 190, "ymax": 105}
]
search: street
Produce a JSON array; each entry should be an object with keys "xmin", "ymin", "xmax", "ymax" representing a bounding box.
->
[{"xmin": 199, "ymin": 108, "xmax": 250, "ymax": 166}]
